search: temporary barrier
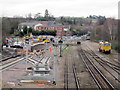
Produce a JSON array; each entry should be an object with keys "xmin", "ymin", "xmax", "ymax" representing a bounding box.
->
[
  {"xmin": 23, "ymin": 49, "xmax": 31, "ymax": 53},
  {"xmin": 50, "ymin": 47, "xmax": 52, "ymax": 53},
  {"xmin": 39, "ymin": 49, "xmax": 42, "ymax": 54},
  {"xmin": 23, "ymin": 49, "xmax": 26, "ymax": 53}
]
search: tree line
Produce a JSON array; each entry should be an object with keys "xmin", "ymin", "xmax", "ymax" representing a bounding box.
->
[{"xmin": 58, "ymin": 16, "xmax": 119, "ymax": 53}]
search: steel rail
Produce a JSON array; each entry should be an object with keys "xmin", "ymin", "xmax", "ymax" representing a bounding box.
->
[
  {"xmin": 79, "ymin": 51, "xmax": 102, "ymax": 90},
  {"xmin": 79, "ymin": 48, "xmax": 115, "ymax": 90},
  {"xmin": 83, "ymin": 50, "xmax": 115, "ymax": 89},
  {"xmin": 0, "ymin": 55, "xmax": 21, "ymax": 62},
  {"xmin": 45, "ymin": 57, "xmax": 51, "ymax": 64},
  {"xmin": 84, "ymin": 50, "xmax": 120, "ymax": 73},
  {"xmin": 83, "ymin": 46, "xmax": 120, "ymax": 82},
  {"xmin": 84, "ymin": 50, "xmax": 120, "ymax": 83},
  {"xmin": 72, "ymin": 63, "xmax": 81, "ymax": 90},
  {"xmin": 0, "ymin": 57, "xmax": 24, "ymax": 72},
  {"xmin": 86, "ymin": 45, "xmax": 120, "ymax": 68},
  {"xmin": 64, "ymin": 57, "xmax": 68, "ymax": 90}
]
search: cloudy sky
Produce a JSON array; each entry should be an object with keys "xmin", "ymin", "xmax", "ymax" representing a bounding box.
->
[{"xmin": 0, "ymin": 0, "xmax": 119, "ymax": 18}]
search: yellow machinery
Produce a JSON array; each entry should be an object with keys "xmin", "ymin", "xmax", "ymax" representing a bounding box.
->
[
  {"xmin": 99, "ymin": 41, "xmax": 111, "ymax": 54},
  {"xmin": 44, "ymin": 39, "xmax": 50, "ymax": 43},
  {"xmin": 23, "ymin": 36, "xmax": 29, "ymax": 39},
  {"xmin": 37, "ymin": 38, "xmax": 42, "ymax": 42}
]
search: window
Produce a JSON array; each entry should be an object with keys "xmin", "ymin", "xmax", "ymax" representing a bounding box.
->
[{"xmin": 104, "ymin": 44, "xmax": 111, "ymax": 46}]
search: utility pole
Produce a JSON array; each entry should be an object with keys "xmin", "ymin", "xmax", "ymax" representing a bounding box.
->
[
  {"xmin": 26, "ymin": 40, "xmax": 28, "ymax": 70},
  {"xmin": 25, "ymin": 26, "xmax": 30, "ymax": 70},
  {"xmin": 59, "ymin": 33, "xmax": 63, "ymax": 57},
  {"xmin": 60, "ymin": 43, "xmax": 62, "ymax": 57}
]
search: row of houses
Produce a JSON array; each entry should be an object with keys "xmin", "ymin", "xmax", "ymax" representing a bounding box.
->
[{"xmin": 18, "ymin": 21, "xmax": 71, "ymax": 36}]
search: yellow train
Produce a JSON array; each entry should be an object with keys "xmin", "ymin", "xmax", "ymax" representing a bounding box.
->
[{"xmin": 99, "ymin": 41, "xmax": 111, "ymax": 54}]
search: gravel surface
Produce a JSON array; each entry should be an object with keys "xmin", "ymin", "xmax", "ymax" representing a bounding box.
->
[{"xmin": 72, "ymin": 46, "xmax": 98, "ymax": 88}]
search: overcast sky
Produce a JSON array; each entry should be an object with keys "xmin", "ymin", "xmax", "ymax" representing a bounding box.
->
[{"xmin": 0, "ymin": 0, "xmax": 119, "ymax": 18}]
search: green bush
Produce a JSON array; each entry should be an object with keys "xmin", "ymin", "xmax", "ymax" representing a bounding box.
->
[{"xmin": 19, "ymin": 32, "xmax": 24, "ymax": 37}]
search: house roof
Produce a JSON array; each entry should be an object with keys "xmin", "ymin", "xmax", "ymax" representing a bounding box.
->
[
  {"xmin": 19, "ymin": 21, "xmax": 63, "ymax": 28},
  {"xmin": 19, "ymin": 22, "xmax": 40, "ymax": 27}
]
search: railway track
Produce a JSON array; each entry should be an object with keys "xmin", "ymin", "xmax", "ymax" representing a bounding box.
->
[
  {"xmin": 64, "ymin": 56, "xmax": 68, "ymax": 90},
  {"xmin": 87, "ymin": 49, "xmax": 119, "ymax": 68},
  {"xmin": 38, "ymin": 56, "xmax": 51, "ymax": 64},
  {"xmin": 64, "ymin": 50, "xmax": 80, "ymax": 90},
  {"xmin": 0, "ymin": 54, "xmax": 51, "ymax": 73},
  {"xmin": 72, "ymin": 63, "xmax": 80, "ymax": 90},
  {"xmin": 0, "ymin": 55, "xmax": 21, "ymax": 62},
  {"xmin": 0, "ymin": 57, "xmax": 25, "ymax": 72},
  {"xmin": 83, "ymin": 46, "xmax": 120, "ymax": 83},
  {"xmin": 78, "ymin": 48, "xmax": 115, "ymax": 90},
  {"xmin": 29, "ymin": 56, "xmax": 51, "ymax": 65},
  {"xmin": 84, "ymin": 49, "xmax": 120, "ymax": 72},
  {"xmin": 85, "ymin": 45, "xmax": 119, "ymax": 67},
  {"xmin": 1, "ymin": 56, "xmax": 23, "ymax": 66},
  {"xmin": 45, "ymin": 57, "xmax": 51, "ymax": 64},
  {"xmin": 28, "ymin": 58, "xmax": 39, "ymax": 65}
]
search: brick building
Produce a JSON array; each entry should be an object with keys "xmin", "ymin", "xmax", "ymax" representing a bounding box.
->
[{"xmin": 18, "ymin": 21, "xmax": 71, "ymax": 36}]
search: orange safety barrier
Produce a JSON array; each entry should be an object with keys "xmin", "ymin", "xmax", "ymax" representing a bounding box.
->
[
  {"xmin": 50, "ymin": 47, "xmax": 52, "ymax": 53},
  {"xmin": 39, "ymin": 50, "xmax": 42, "ymax": 54},
  {"xmin": 23, "ymin": 49, "xmax": 26, "ymax": 53},
  {"xmin": 37, "ymin": 84, "xmax": 45, "ymax": 86},
  {"xmin": 23, "ymin": 49, "xmax": 31, "ymax": 53},
  {"xmin": 28, "ymin": 50, "xmax": 31, "ymax": 52}
]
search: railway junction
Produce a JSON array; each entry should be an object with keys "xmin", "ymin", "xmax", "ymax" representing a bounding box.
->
[{"xmin": 0, "ymin": 37, "xmax": 119, "ymax": 89}]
